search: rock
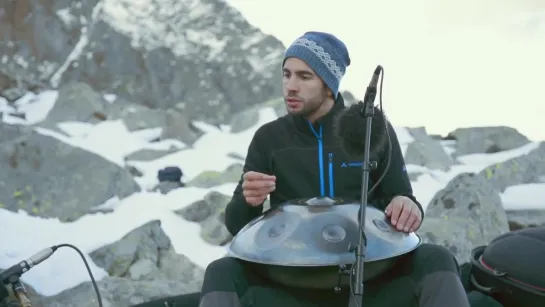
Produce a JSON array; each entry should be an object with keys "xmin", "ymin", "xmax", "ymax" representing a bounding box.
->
[
  {"xmin": 340, "ymin": 90, "xmax": 357, "ymax": 105},
  {"xmin": 405, "ymin": 127, "xmax": 454, "ymax": 171},
  {"xmin": 39, "ymin": 82, "xmax": 112, "ymax": 127},
  {"xmin": 229, "ymin": 97, "xmax": 284, "ymax": 133},
  {"xmin": 39, "ymin": 82, "xmax": 200, "ymax": 145},
  {"xmin": 0, "ymin": 122, "xmax": 140, "ymax": 221},
  {"xmin": 90, "ymin": 220, "xmax": 203, "ymax": 282},
  {"xmin": 417, "ymin": 172, "xmax": 510, "ymax": 264},
  {"xmin": 226, "ymin": 152, "xmax": 245, "ymax": 162},
  {"xmin": 446, "ymin": 126, "xmax": 530, "ymax": 156},
  {"xmin": 0, "ymin": 0, "xmax": 286, "ymax": 125},
  {"xmin": 176, "ymin": 191, "xmax": 233, "ymax": 245},
  {"xmin": 200, "ymin": 213, "xmax": 233, "ymax": 246},
  {"xmin": 1, "ymin": 221, "xmax": 203, "ymax": 307},
  {"xmin": 0, "ymin": 72, "xmax": 21, "ymax": 102},
  {"xmin": 417, "ymin": 217, "xmax": 483, "ymax": 263},
  {"xmin": 105, "ymin": 101, "xmax": 201, "ymax": 145},
  {"xmin": 30, "ymin": 276, "xmax": 201, "ymax": 307},
  {"xmin": 506, "ymin": 209, "xmax": 545, "ymax": 230},
  {"xmin": 125, "ymin": 148, "xmax": 179, "ymax": 162},
  {"xmin": 186, "ymin": 163, "xmax": 243, "ymax": 188},
  {"xmin": 153, "ymin": 182, "xmax": 185, "ymax": 195},
  {"xmin": 408, "ymin": 171, "xmax": 424, "ymax": 181},
  {"xmin": 477, "ymin": 142, "xmax": 545, "ymax": 192}
]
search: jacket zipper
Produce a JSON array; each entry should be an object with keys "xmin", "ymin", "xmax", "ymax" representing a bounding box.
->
[
  {"xmin": 328, "ymin": 152, "xmax": 334, "ymax": 197},
  {"xmin": 307, "ymin": 121, "xmax": 325, "ymax": 196}
]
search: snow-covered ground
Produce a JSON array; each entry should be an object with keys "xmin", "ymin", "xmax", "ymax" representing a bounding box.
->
[{"xmin": 1, "ymin": 91, "xmax": 544, "ymax": 297}]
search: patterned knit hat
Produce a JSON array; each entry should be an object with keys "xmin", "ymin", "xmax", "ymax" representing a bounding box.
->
[{"xmin": 283, "ymin": 31, "xmax": 351, "ymax": 98}]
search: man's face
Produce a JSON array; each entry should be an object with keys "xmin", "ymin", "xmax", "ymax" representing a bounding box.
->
[{"xmin": 282, "ymin": 57, "xmax": 330, "ymax": 118}]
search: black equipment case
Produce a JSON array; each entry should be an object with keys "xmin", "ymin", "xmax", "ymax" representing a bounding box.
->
[{"xmin": 469, "ymin": 227, "xmax": 545, "ymax": 307}]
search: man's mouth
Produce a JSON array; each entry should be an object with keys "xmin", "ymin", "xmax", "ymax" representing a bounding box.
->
[{"xmin": 286, "ymin": 98, "xmax": 301, "ymax": 103}]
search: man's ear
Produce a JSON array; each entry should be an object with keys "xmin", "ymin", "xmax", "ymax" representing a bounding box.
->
[{"xmin": 326, "ymin": 88, "xmax": 333, "ymax": 98}]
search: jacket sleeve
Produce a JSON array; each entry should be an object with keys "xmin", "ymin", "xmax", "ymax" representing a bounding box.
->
[
  {"xmin": 371, "ymin": 122, "xmax": 425, "ymax": 220},
  {"xmin": 225, "ymin": 127, "xmax": 271, "ymax": 237}
]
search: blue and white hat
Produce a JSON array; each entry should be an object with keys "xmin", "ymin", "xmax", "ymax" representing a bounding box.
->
[{"xmin": 283, "ymin": 31, "xmax": 351, "ymax": 98}]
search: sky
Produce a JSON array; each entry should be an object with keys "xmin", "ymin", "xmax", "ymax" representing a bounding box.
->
[{"xmin": 227, "ymin": 0, "xmax": 545, "ymax": 141}]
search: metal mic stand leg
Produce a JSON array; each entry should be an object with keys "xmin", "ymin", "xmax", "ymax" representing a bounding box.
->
[{"xmin": 347, "ymin": 98, "xmax": 377, "ymax": 307}]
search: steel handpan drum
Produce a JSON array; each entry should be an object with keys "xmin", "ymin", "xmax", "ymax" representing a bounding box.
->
[{"xmin": 226, "ymin": 197, "xmax": 422, "ymax": 289}]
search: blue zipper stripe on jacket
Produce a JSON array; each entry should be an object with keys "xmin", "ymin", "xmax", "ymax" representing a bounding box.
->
[
  {"xmin": 307, "ymin": 121, "xmax": 325, "ymax": 196},
  {"xmin": 328, "ymin": 152, "xmax": 334, "ymax": 197}
]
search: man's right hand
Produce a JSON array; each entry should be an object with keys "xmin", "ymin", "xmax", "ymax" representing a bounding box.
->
[{"xmin": 242, "ymin": 171, "xmax": 276, "ymax": 206}]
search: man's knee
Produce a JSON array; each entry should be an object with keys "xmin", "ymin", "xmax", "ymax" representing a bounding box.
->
[
  {"xmin": 411, "ymin": 243, "xmax": 459, "ymax": 274},
  {"xmin": 204, "ymin": 257, "xmax": 244, "ymax": 280}
]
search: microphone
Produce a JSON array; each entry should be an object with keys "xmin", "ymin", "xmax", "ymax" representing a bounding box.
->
[
  {"xmin": 364, "ymin": 65, "xmax": 382, "ymax": 101},
  {"xmin": 334, "ymin": 65, "xmax": 387, "ymax": 158},
  {"xmin": 333, "ymin": 101, "xmax": 389, "ymax": 158},
  {"xmin": 0, "ymin": 246, "xmax": 57, "ymax": 284}
]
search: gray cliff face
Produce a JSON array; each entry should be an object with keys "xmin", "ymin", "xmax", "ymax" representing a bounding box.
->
[{"xmin": 0, "ymin": 0, "xmax": 286, "ymax": 124}]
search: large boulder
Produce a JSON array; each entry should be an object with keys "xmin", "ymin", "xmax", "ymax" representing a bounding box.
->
[
  {"xmin": 20, "ymin": 220, "xmax": 205, "ymax": 307},
  {"xmin": 417, "ymin": 173, "xmax": 510, "ymax": 264},
  {"xmin": 0, "ymin": 122, "xmax": 140, "ymax": 221},
  {"xmin": 445, "ymin": 127, "xmax": 530, "ymax": 156},
  {"xmin": 477, "ymin": 142, "xmax": 545, "ymax": 192}
]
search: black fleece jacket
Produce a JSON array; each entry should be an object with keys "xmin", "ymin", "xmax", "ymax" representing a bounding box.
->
[{"xmin": 224, "ymin": 94, "xmax": 424, "ymax": 236}]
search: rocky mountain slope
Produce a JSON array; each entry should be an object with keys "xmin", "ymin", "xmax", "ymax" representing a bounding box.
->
[{"xmin": 1, "ymin": 0, "xmax": 285, "ymax": 125}]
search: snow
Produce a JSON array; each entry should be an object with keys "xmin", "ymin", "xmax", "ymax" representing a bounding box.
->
[{"xmin": 1, "ymin": 90, "xmax": 543, "ymax": 297}]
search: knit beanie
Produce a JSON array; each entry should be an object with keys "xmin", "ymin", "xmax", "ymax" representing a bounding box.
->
[{"xmin": 283, "ymin": 31, "xmax": 351, "ymax": 98}]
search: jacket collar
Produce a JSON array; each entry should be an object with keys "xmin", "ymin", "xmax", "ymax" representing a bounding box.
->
[{"xmin": 291, "ymin": 93, "xmax": 346, "ymax": 137}]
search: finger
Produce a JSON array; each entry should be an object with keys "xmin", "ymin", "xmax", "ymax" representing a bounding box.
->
[
  {"xmin": 389, "ymin": 201, "xmax": 403, "ymax": 226},
  {"xmin": 243, "ymin": 179, "xmax": 275, "ymax": 190},
  {"xmin": 243, "ymin": 171, "xmax": 276, "ymax": 181},
  {"xmin": 243, "ymin": 171, "xmax": 260, "ymax": 181},
  {"xmin": 384, "ymin": 203, "xmax": 392, "ymax": 217},
  {"xmin": 403, "ymin": 212, "xmax": 418, "ymax": 233},
  {"xmin": 396, "ymin": 204, "xmax": 412, "ymax": 231},
  {"xmin": 243, "ymin": 186, "xmax": 275, "ymax": 197},
  {"xmin": 408, "ymin": 214, "xmax": 422, "ymax": 232}
]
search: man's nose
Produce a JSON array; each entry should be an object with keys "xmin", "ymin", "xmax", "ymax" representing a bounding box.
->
[{"xmin": 284, "ymin": 77, "xmax": 299, "ymax": 92}]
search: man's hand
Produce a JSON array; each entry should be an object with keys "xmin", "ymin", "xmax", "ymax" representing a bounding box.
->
[
  {"xmin": 385, "ymin": 196, "xmax": 422, "ymax": 233},
  {"xmin": 242, "ymin": 171, "xmax": 276, "ymax": 206}
]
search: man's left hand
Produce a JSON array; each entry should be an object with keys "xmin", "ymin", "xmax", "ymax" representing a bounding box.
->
[{"xmin": 385, "ymin": 196, "xmax": 422, "ymax": 233}]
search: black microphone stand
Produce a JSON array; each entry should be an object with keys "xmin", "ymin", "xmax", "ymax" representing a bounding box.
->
[
  {"xmin": 12, "ymin": 278, "xmax": 32, "ymax": 307},
  {"xmin": 346, "ymin": 79, "xmax": 379, "ymax": 307},
  {"xmin": 1, "ymin": 273, "xmax": 32, "ymax": 307}
]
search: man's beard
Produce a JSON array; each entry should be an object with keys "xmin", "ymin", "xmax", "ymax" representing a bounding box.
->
[
  {"xmin": 287, "ymin": 100, "xmax": 322, "ymax": 117},
  {"xmin": 286, "ymin": 91, "xmax": 328, "ymax": 117}
]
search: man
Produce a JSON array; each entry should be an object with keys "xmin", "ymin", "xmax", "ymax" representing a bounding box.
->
[{"xmin": 198, "ymin": 31, "xmax": 470, "ymax": 307}]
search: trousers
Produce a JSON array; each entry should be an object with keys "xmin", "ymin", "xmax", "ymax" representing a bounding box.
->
[{"xmin": 198, "ymin": 243, "xmax": 470, "ymax": 307}]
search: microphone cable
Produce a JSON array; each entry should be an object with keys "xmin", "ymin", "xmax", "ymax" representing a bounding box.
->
[
  {"xmin": 2, "ymin": 243, "xmax": 103, "ymax": 307},
  {"xmin": 55, "ymin": 243, "xmax": 103, "ymax": 307}
]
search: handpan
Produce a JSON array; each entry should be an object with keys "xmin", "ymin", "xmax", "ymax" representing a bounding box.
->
[{"xmin": 226, "ymin": 197, "xmax": 422, "ymax": 289}]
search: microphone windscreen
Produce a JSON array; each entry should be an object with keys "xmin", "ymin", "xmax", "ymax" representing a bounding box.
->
[{"xmin": 333, "ymin": 102, "xmax": 389, "ymax": 157}]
